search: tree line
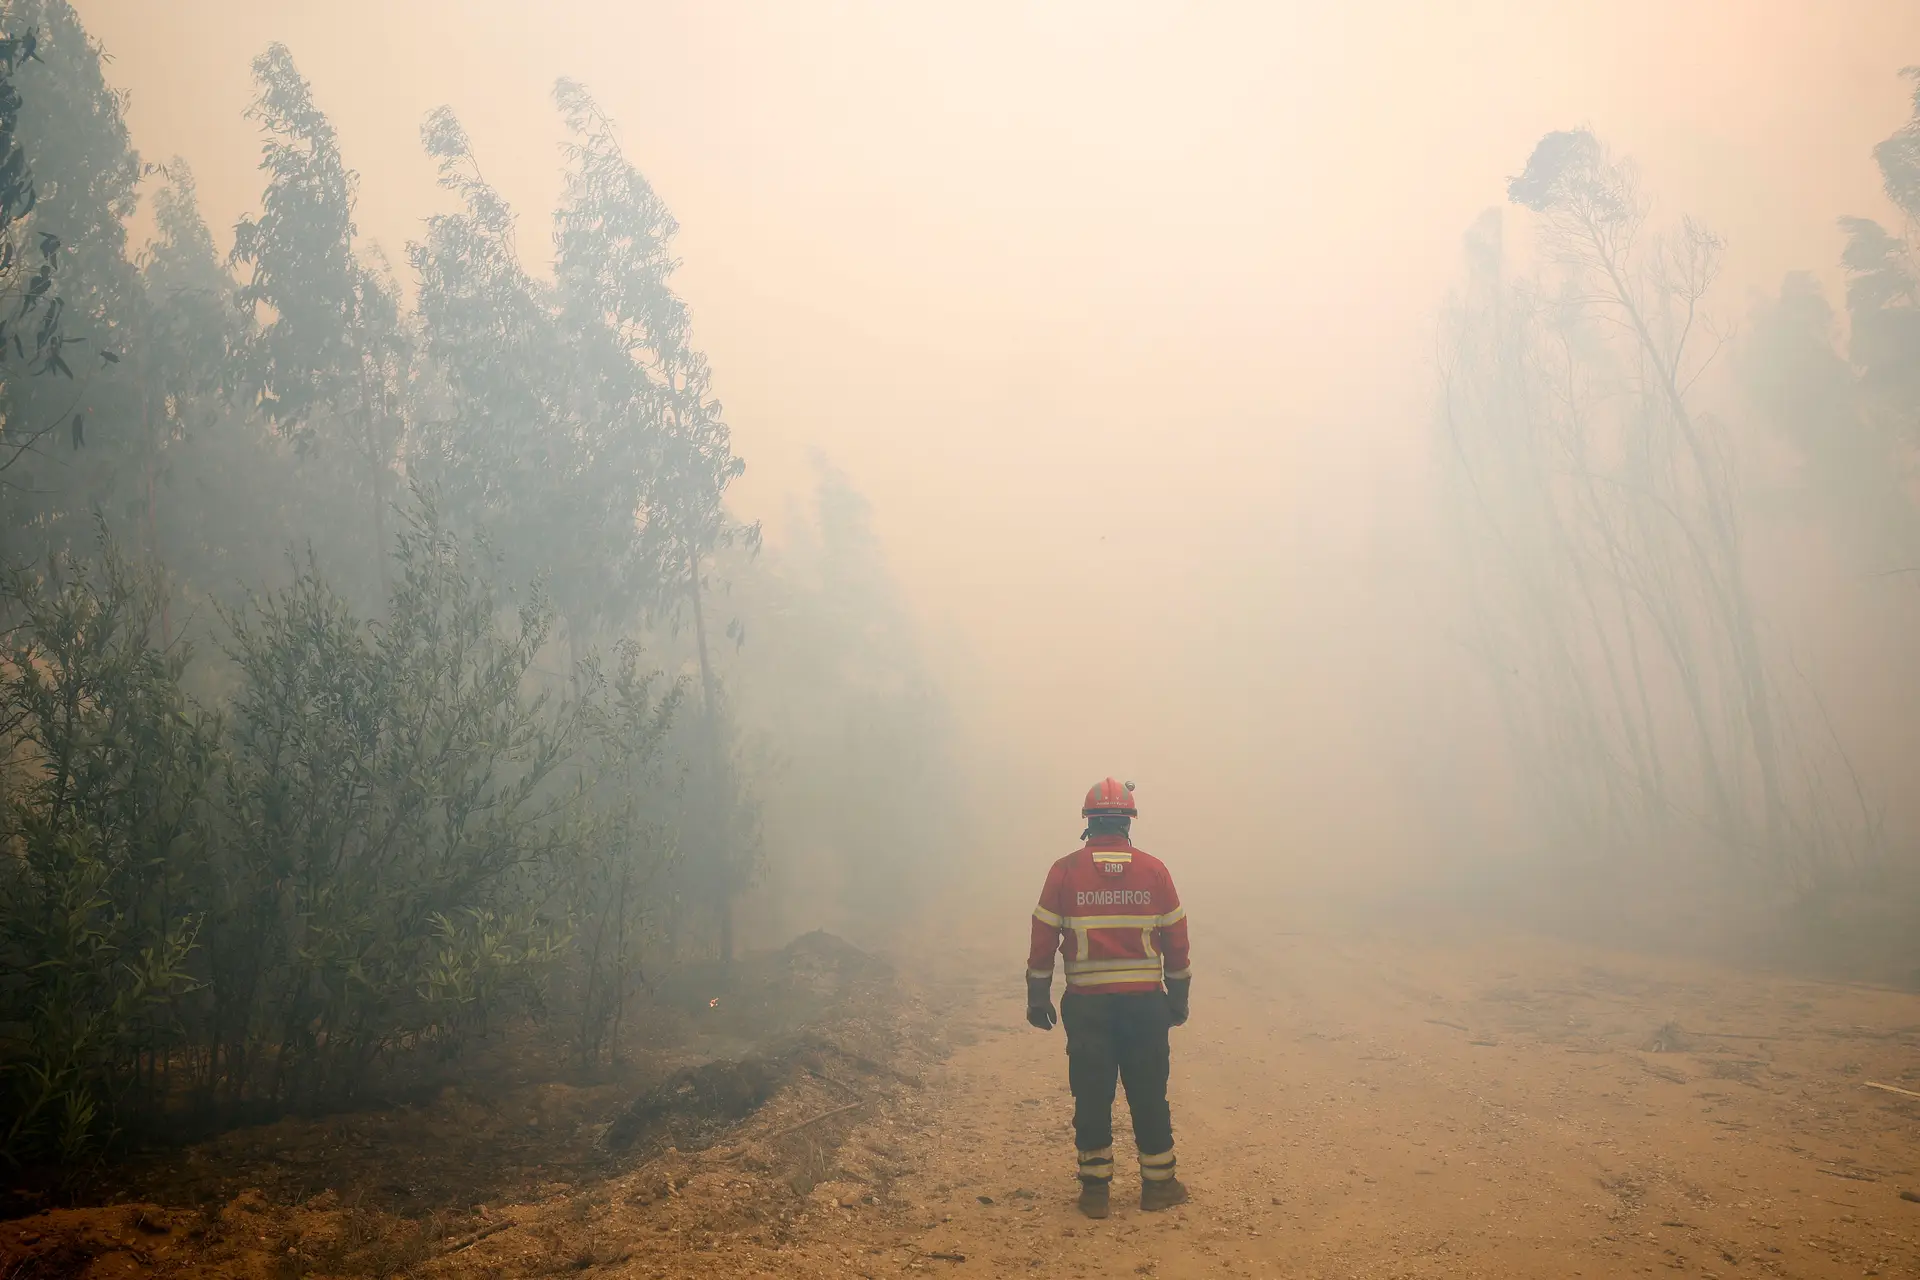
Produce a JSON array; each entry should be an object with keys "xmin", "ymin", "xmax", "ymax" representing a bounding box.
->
[
  {"xmin": 0, "ymin": 0, "xmax": 956, "ymax": 1171},
  {"xmin": 1438, "ymin": 72, "xmax": 1920, "ymax": 929}
]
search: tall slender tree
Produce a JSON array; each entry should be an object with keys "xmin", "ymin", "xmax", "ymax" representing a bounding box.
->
[
  {"xmin": 229, "ymin": 44, "xmax": 404, "ymax": 600},
  {"xmin": 551, "ymin": 81, "xmax": 752, "ymax": 958},
  {"xmin": 1838, "ymin": 68, "xmax": 1920, "ymax": 461},
  {"xmin": 1442, "ymin": 130, "xmax": 1877, "ymax": 885},
  {"xmin": 408, "ymin": 107, "xmax": 575, "ymax": 612},
  {"xmin": 0, "ymin": 0, "xmax": 141, "ymax": 560}
]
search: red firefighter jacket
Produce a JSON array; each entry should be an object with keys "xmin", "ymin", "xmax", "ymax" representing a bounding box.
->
[{"xmin": 1027, "ymin": 835, "xmax": 1190, "ymax": 995}]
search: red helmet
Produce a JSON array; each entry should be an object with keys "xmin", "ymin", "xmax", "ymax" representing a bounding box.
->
[{"xmin": 1082, "ymin": 777, "xmax": 1137, "ymax": 818}]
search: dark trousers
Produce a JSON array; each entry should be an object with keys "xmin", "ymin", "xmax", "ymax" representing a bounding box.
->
[{"xmin": 1061, "ymin": 990, "xmax": 1173, "ymax": 1157}]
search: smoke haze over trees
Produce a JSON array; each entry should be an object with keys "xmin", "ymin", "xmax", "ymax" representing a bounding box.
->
[
  {"xmin": 0, "ymin": 3, "xmax": 959, "ymax": 1167},
  {"xmin": 1, "ymin": 0, "xmax": 1919, "ymax": 1187},
  {"xmin": 1433, "ymin": 80, "xmax": 1920, "ymax": 964}
]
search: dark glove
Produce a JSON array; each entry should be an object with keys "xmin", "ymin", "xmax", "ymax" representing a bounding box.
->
[
  {"xmin": 1026, "ymin": 975, "xmax": 1057, "ymax": 1031},
  {"xmin": 1165, "ymin": 977, "xmax": 1190, "ymax": 1028}
]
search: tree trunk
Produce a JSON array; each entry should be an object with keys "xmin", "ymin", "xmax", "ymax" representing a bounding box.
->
[
  {"xmin": 363, "ymin": 389, "xmax": 393, "ymax": 603},
  {"xmin": 1592, "ymin": 238, "xmax": 1790, "ymax": 864},
  {"xmin": 142, "ymin": 377, "xmax": 173, "ymax": 647},
  {"xmin": 687, "ymin": 547, "xmax": 732, "ymax": 966}
]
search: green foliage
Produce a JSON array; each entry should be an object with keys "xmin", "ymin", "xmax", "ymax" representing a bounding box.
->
[
  {"xmin": 0, "ymin": 533, "xmax": 218, "ymax": 1164},
  {"xmin": 0, "ymin": 8, "xmax": 127, "ymax": 485},
  {"xmin": 0, "ymin": 510, "xmax": 685, "ymax": 1157},
  {"xmin": 0, "ymin": 0, "xmax": 141, "ymax": 520},
  {"xmin": 1872, "ymin": 66, "xmax": 1920, "ymax": 222},
  {"xmin": 230, "ymin": 44, "xmax": 407, "ymax": 600},
  {"xmin": 1739, "ymin": 68, "xmax": 1920, "ymax": 566},
  {"xmin": 553, "ymin": 80, "xmax": 748, "ymax": 601},
  {"xmin": 411, "ymin": 85, "xmax": 748, "ymax": 647},
  {"xmin": 559, "ymin": 645, "xmax": 682, "ymax": 1065},
  {"xmin": 410, "ymin": 107, "xmax": 585, "ymax": 615},
  {"xmin": 131, "ymin": 163, "xmax": 290, "ymax": 612},
  {"xmin": 230, "ymin": 43, "xmax": 362, "ymax": 434},
  {"xmin": 0, "ymin": 3, "xmax": 950, "ymax": 1173},
  {"xmin": 215, "ymin": 499, "xmax": 578, "ymax": 1104},
  {"xmin": 1835, "ymin": 73, "xmax": 1920, "ymax": 444},
  {"xmin": 1737, "ymin": 273, "xmax": 1920, "ymax": 563}
]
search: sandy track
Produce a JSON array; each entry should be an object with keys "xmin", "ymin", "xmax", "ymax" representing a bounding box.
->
[
  {"xmin": 6, "ymin": 924, "xmax": 1918, "ymax": 1278},
  {"xmin": 889, "ymin": 926, "xmax": 1920, "ymax": 1280}
]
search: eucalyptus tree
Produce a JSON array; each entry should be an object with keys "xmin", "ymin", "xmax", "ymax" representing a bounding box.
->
[
  {"xmin": 1831, "ymin": 69, "xmax": 1920, "ymax": 498},
  {"xmin": 1729, "ymin": 72, "xmax": 1920, "ymax": 586},
  {"xmin": 551, "ymin": 80, "xmax": 754, "ymax": 959},
  {"xmin": 413, "ymin": 89, "xmax": 747, "ymax": 646},
  {"xmin": 1442, "ymin": 129, "xmax": 1875, "ymax": 884},
  {"xmin": 1727, "ymin": 71, "xmax": 1920, "ymax": 575},
  {"xmin": 1440, "ymin": 202, "xmax": 1678, "ymax": 868},
  {"xmin": 229, "ymin": 44, "xmax": 406, "ymax": 602},
  {"xmin": 0, "ymin": 534, "xmax": 217, "ymax": 1163},
  {"xmin": 114, "ymin": 163, "xmax": 248, "ymax": 641},
  {"xmin": 0, "ymin": 0, "xmax": 142, "ymax": 561},
  {"xmin": 214, "ymin": 502, "xmax": 575, "ymax": 1108},
  {"xmin": 551, "ymin": 80, "xmax": 747, "ymax": 615},
  {"xmin": 408, "ymin": 107, "xmax": 597, "ymax": 633},
  {"xmin": 0, "ymin": 29, "xmax": 74, "ymax": 477},
  {"xmin": 410, "ymin": 89, "xmax": 756, "ymax": 960},
  {"xmin": 1737, "ymin": 273, "xmax": 1920, "ymax": 567},
  {"xmin": 1509, "ymin": 129, "xmax": 1790, "ymax": 860}
]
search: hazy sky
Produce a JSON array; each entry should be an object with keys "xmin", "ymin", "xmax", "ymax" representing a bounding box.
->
[{"xmin": 76, "ymin": 0, "xmax": 1920, "ymax": 889}]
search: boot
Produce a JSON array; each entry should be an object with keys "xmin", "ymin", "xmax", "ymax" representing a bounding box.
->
[
  {"xmin": 1139, "ymin": 1176, "xmax": 1189, "ymax": 1212},
  {"xmin": 1076, "ymin": 1178, "xmax": 1111, "ymax": 1219}
]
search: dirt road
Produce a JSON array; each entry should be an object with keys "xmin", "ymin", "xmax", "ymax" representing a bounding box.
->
[
  {"xmin": 880, "ymin": 926, "xmax": 1920, "ymax": 1280},
  {"xmin": 7, "ymin": 923, "xmax": 1919, "ymax": 1278}
]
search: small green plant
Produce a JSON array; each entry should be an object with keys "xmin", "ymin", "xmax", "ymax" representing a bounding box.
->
[
  {"xmin": 0, "ymin": 506, "xmax": 688, "ymax": 1160},
  {"xmin": 213, "ymin": 498, "xmax": 577, "ymax": 1107},
  {"xmin": 561, "ymin": 645, "xmax": 680, "ymax": 1067},
  {"xmin": 0, "ymin": 532, "xmax": 217, "ymax": 1164}
]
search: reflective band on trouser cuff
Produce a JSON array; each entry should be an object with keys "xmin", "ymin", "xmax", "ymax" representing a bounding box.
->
[
  {"xmin": 1027, "ymin": 968, "xmax": 1053, "ymax": 981},
  {"xmin": 1077, "ymin": 1147, "xmax": 1114, "ymax": 1182},
  {"xmin": 1140, "ymin": 1148, "xmax": 1177, "ymax": 1182}
]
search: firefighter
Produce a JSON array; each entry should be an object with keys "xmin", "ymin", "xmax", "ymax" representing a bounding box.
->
[{"xmin": 1025, "ymin": 778, "xmax": 1191, "ymax": 1218}]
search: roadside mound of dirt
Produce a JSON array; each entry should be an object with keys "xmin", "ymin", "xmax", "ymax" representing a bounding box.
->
[
  {"xmin": 0, "ymin": 930, "xmax": 936, "ymax": 1280},
  {"xmin": 599, "ymin": 1055, "xmax": 783, "ymax": 1153}
]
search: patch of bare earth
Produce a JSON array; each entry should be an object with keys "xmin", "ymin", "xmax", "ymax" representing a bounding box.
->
[{"xmin": 0, "ymin": 930, "xmax": 940, "ymax": 1279}]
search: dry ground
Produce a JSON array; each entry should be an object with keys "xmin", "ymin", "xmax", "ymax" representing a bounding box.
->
[
  {"xmin": 897, "ymin": 926, "xmax": 1920, "ymax": 1279},
  {"xmin": 6, "ymin": 920, "xmax": 1919, "ymax": 1278}
]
